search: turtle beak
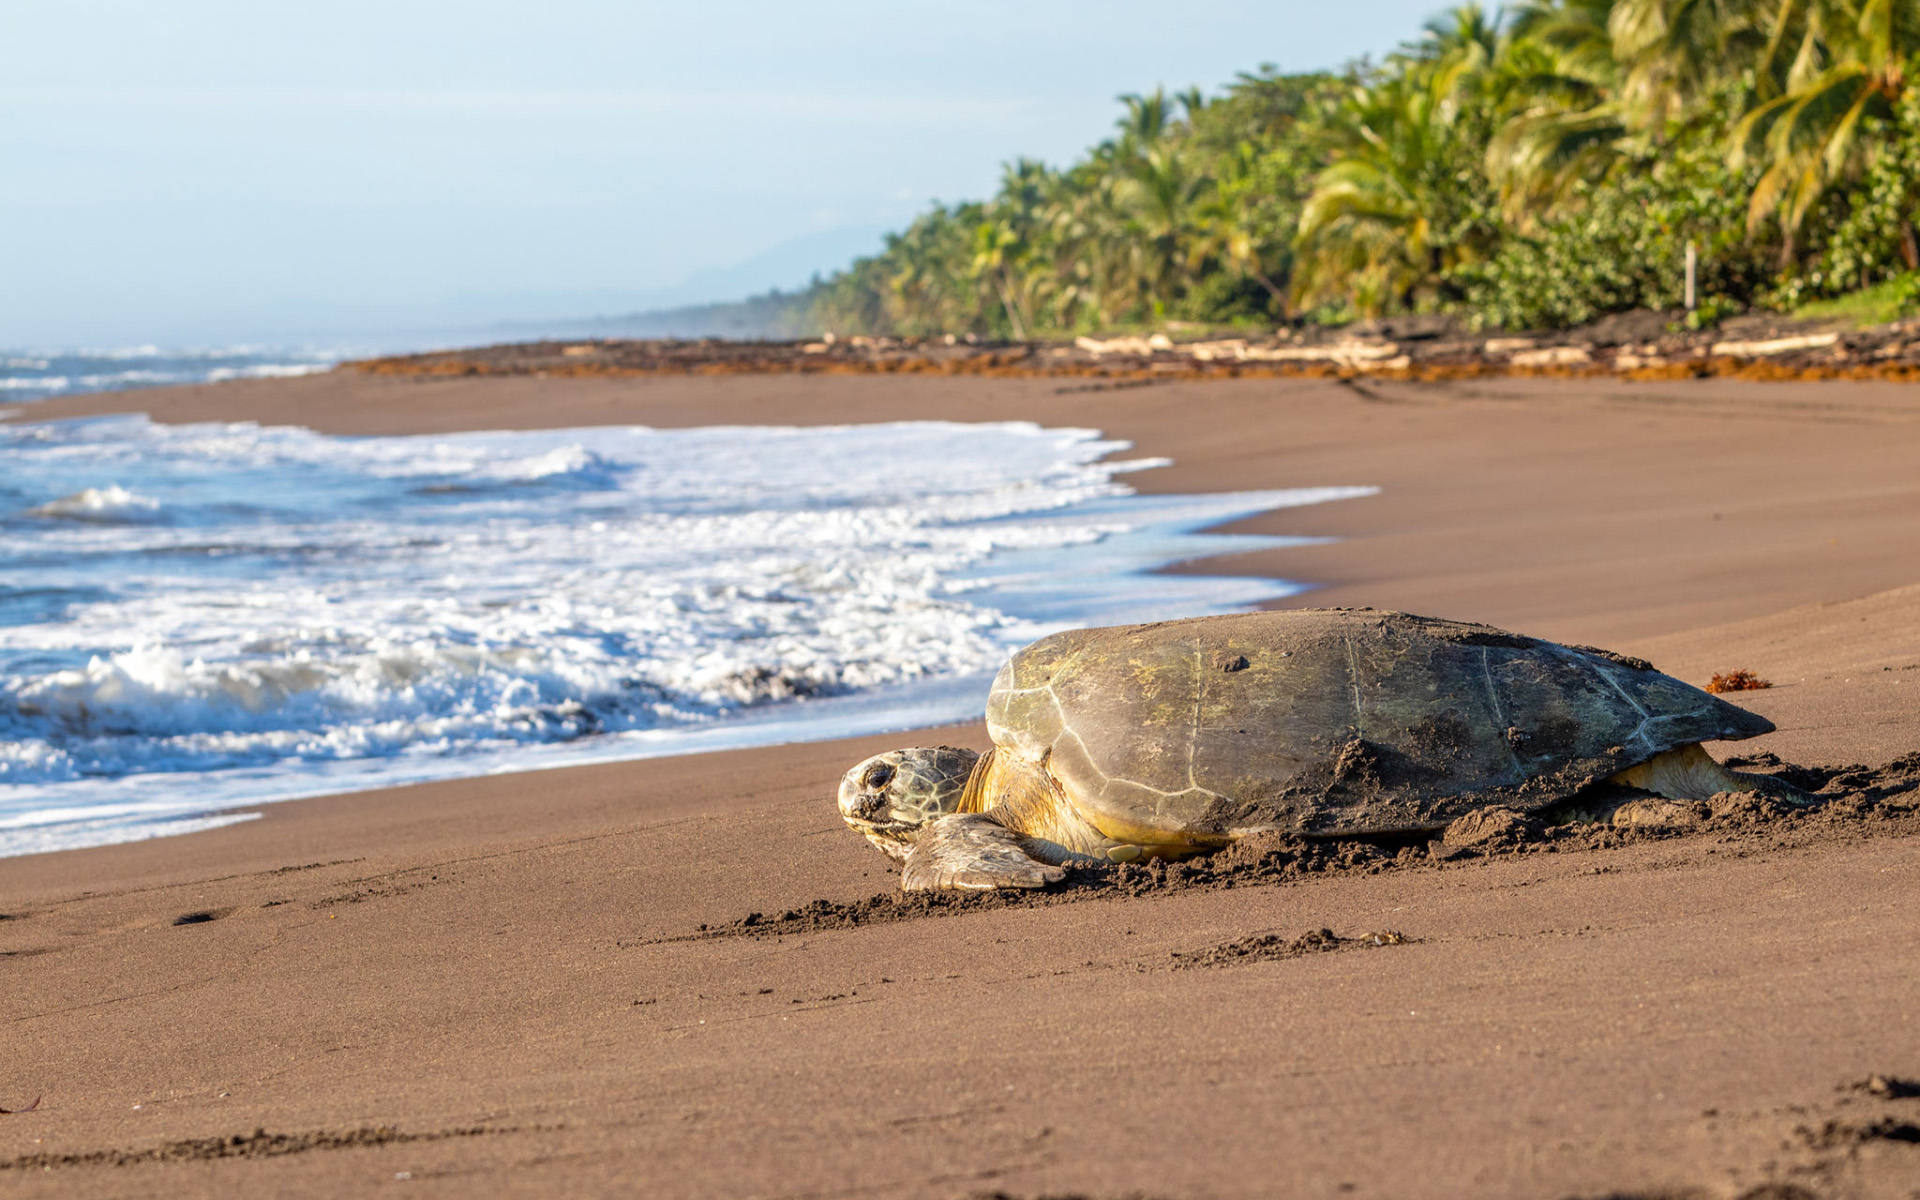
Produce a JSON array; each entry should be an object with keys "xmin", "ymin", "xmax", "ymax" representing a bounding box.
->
[
  {"xmin": 842, "ymin": 796, "xmax": 914, "ymax": 836},
  {"xmin": 847, "ymin": 790, "xmax": 891, "ymax": 823},
  {"xmin": 837, "ymin": 756, "xmax": 903, "ymax": 829}
]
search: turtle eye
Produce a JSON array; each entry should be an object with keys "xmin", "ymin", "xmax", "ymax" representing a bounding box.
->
[{"xmin": 862, "ymin": 763, "xmax": 895, "ymax": 790}]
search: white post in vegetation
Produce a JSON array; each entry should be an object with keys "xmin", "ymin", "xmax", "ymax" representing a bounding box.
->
[{"xmin": 1684, "ymin": 242, "xmax": 1697, "ymax": 312}]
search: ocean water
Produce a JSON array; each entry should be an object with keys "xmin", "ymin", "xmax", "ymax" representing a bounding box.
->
[
  {"xmin": 0, "ymin": 347, "xmax": 347, "ymax": 404},
  {"xmin": 0, "ymin": 415, "xmax": 1375, "ymax": 857}
]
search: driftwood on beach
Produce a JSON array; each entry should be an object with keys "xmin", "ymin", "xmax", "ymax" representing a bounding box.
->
[{"xmin": 352, "ymin": 313, "xmax": 1920, "ymax": 385}]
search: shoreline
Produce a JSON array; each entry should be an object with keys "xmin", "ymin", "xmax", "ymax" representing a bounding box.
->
[
  {"xmin": 24, "ymin": 365, "xmax": 1920, "ymax": 643},
  {"xmin": 6, "ymin": 368, "xmax": 1920, "ymax": 1198},
  {"xmin": 13, "ymin": 366, "xmax": 1920, "ymax": 853}
]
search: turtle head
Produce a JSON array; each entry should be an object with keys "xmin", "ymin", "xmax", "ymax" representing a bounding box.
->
[{"xmin": 837, "ymin": 746, "xmax": 981, "ymax": 861}]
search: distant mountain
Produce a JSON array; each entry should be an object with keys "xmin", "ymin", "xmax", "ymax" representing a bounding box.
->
[
  {"xmin": 4, "ymin": 226, "xmax": 882, "ymax": 349},
  {"xmin": 631, "ymin": 226, "xmax": 888, "ymax": 312},
  {"xmin": 463, "ymin": 226, "xmax": 888, "ymax": 342},
  {"xmin": 492, "ymin": 291, "xmax": 817, "ymax": 342},
  {"xmin": 427, "ymin": 225, "xmax": 887, "ymax": 332}
]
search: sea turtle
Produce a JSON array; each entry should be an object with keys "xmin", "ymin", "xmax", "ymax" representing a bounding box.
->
[{"xmin": 837, "ymin": 609, "xmax": 1795, "ymax": 890}]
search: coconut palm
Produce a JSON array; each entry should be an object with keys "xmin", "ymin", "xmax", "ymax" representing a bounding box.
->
[
  {"xmin": 883, "ymin": 205, "xmax": 993, "ymax": 334},
  {"xmin": 1731, "ymin": 0, "xmax": 1920, "ymax": 253},
  {"xmin": 1607, "ymin": 0, "xmax": 1770, "ymax": 127},
  {"xmin": 1294, "ymin": 51, "xmax": 1498, "ymax": 314},
  {"xmin": 1116, "ymin": 89, "xmax": 1175, "ymax": 153},
  {"xmin": 1117, "ymin": 145, "xmax": 1214, "ymax": 308},
  {"xmin": 1188, "ymin": 140, "xmax": 1295, "ymax": 313},
  {"xmin": 1484, "ymin": 0, "xmax": 1635, "ymax": 222},
  {"xmin": 968, "ymin": 159, "xmax": 1064, "ymax": 338},
  {"xmin": 1407, "ymin": 2, "xmax": 1504, "ymax": 101},
  {"xmin": 1510, "ymin": 0, "xmax": 1621, "ymax": 80}
]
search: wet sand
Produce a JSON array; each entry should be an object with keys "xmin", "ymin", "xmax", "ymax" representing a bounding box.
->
[{"xmin": 6, "ymin": 369, "xmax": 1920, "ymax": 1198}]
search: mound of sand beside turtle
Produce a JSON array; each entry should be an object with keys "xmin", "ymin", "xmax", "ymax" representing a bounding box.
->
[{"xmin": 6, "ymin": 365, "xmax": 1920, "ymax": 1198}]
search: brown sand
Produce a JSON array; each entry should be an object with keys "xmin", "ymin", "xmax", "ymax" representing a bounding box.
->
[{"xmin": 6, "ymin": 370, "xmax": 1920, "ymax": 1199}]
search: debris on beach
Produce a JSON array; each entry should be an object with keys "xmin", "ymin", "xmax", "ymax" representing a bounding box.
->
[
  {"xmin": 349, "ymin": 311, "xmax": 1920, "ymax": 387},
  {"xmin": 1707, "ymin": 668, "xmax": 1774, "ymax": 693}
]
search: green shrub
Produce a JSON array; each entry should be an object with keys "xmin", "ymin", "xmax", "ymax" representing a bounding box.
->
[
  {"xmin": 1772, "ymin": 90, "xmax": 1920, "ymax": 308},
  {"xmin": 1173, "ymin": 271, "xmax": 1283, "ymax": 323},
  {"xmin": 1683, "ymin": 295, "xmax": 1741, "ymax": 330},
  {"xmin": 1446, "ymin": 139, "xmax": 1774, "ymax": 330},
  {"xmin": 1792, "ymin": 271, "xmax": 1920, "ymax": 325}
]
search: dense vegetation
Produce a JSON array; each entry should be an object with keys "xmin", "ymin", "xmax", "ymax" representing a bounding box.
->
[{"xmin": 799, "ymin": 0, "xmax": 1920, "ymax": 334}]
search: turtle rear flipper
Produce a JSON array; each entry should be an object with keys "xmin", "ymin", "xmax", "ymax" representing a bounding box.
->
[
  {"xmin": 902, "ymin": 814, "xmax": 1066, "ymax": 891},
  {"xmin": 1609, "ymin": 743, "xmax": 1817, "ymax": 804}
]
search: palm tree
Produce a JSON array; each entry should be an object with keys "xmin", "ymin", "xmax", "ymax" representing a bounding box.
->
[
  {"xmin": 1407, "ymin": 2, "xmax": 1504, "ymax": 100},
  {"xmin": 1117, "ymin": 145, "xmax": 1214, "ymax": 310},
  {"xmin": 1731, "ymin": 0, "xmax": 1920, "ymax": 256},
  {"xmin": 1607, "ymin": 0, "xmax": 1770, "ymax": 128},
  {"xmin": 1059, "ymin": 87, "xmax": 1217, "ymax": 322},
  {"xmin": 1181, "ymin": 69, "xmax": 1343, "ymax": 318},
  {"xmin": 1484, "ymin": 0, "xmax": 1633, "ymax": 223},
  {"xmin": 1188, "ymin": 141, "xmax": 1294, "ymax": 314},
  {"xmin": 883, "ymin": 205, "xmax": 993, "ymax": 334},
  {"xmin": 1028, "ymin": 155, "xmax": 1111, "ymax": 327},
  {"xmin": 1294, "ymin": 50, "xmax": 1497, "ymax": 315},
  {"xmin": 1509, "ymin": 0, "xmax": 1620, "ymax": 81},
  {"xmin": 970, "ymin": 159, "xmax": 1064, "ymax": 338}
]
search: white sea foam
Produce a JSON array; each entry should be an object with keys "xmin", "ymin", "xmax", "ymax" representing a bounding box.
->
[
  {"xmin": 0, "ymin": 345, "xmax": 350, "ymax": 402},
  {"xmin": 0, "ymin": 415, "xmax": 1375, "ymax": 856},
  {"xmin": 28, "ymin": 484, "xmax": 162, "ymax": 520},
  {"xmin": 204, "ymin": 363, "xmax": 331, "ymax": 382}
]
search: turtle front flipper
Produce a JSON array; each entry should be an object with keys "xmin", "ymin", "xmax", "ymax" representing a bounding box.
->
[{"xmin": 902, "ymin": 814, "xmax": 1067, "ymax": 891}]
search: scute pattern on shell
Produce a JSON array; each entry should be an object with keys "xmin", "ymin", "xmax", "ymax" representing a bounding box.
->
[{"xmin": 984, "ymin": 609, "xmax": 1775, "ymax": 838}]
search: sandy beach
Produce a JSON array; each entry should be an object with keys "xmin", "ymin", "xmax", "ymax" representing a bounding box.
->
[{"xmin": 6, "ymin": 368, "xmax": 1920, "ymax": 1198}]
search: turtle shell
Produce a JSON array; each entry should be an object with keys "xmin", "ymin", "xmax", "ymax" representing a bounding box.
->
[{"xmin": 983, "ymin": 609, "xmax": 1774, "ymax": 837}]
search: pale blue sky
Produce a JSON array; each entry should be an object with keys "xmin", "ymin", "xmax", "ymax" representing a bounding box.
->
[{"xmin": 3, "ymin": 1, "xmax": 1453, "ymax": 345}]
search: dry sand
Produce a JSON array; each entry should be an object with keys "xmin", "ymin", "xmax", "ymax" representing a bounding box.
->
[{"xmin": 5, "ymin": 370, "xmax": 1920, "ymax": 1199}]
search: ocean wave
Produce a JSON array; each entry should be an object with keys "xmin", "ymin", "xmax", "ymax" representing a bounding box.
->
[
  {"xmin": 28, "ymin": 484, "xmax": 162, "ymax": 521},
  {"xmin": 204, "ymin": 363, "xmax": 331, "ymax": 382},
  {"xmin": 64, "ymin": 344, "xmax": 339, "ymax": 362},
  {"xmin": 0, "ymin": 345, "xmax": 350, "ymax": 401},
  {"xmin": 0, "ymin": 415, "xmax": 1376, "ymax": 853},
  {"xmin": 471, "ymin": 444, "xmax": 622, "ymax": 487}
]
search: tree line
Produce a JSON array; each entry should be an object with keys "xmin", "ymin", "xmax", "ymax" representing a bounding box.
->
[{"xmin": 797, "ymin": 0, "xmax": 1920, "ymax": 335}]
